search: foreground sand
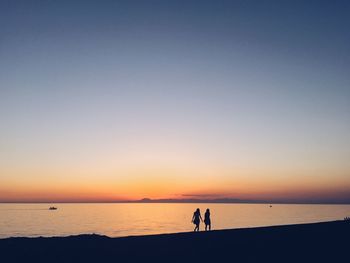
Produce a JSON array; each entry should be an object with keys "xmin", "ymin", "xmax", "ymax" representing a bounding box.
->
[{"xmin": 1, "ymin": 220, "xmax": 349, "ymax": 262}]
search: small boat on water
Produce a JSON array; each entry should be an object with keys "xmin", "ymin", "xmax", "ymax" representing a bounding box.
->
[{"xmin": 49, "ymin": 207, "xmax": 57, "ymax": 210}]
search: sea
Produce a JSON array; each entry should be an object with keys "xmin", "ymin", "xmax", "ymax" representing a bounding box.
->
[{"xmin": 1, "ymin": 203, "xmax": 349, "ymax": 238}]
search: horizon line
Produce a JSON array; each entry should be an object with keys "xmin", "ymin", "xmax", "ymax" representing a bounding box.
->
[{"xmin": 1, "ymin": 197, "xmax": 350, "ymax": 205}]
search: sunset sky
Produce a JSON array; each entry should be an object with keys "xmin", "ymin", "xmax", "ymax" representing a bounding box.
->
[{"xmin": 1, "ymin": 0, "xmax": 350, "ymax": 203}]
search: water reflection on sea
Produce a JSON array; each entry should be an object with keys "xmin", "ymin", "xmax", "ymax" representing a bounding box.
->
[{"xmin": 0, "ymin": 203, "xmax": 349, "ymax": 238}]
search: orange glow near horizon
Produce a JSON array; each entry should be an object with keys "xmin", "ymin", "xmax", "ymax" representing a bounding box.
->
[
  {"xmin": 1, "ymin": 131, "xmax": 350, "ymax": 203},
  {"xmin": 1, "ymin": 163, "xmax": 350, "ymax": 202}
]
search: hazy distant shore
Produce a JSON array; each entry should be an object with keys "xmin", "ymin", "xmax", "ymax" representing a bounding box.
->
[
  {"xmin": 1, "ymin": 220, "xmax": 349, "ymax": 262},
  {"xmin": 1, "ymin": 198, "xmax": 350, "ymax": 204}
]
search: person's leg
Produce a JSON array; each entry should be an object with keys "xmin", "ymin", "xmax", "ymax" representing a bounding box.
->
[{"xmin": 209, "ymin": 223, "xmax": 211, "ymax": 231}]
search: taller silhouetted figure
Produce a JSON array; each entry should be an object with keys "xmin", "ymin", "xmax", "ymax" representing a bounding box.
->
[
  {"xmin": 192, "ymin": 208, "xmax": 203, "ymax": 232},
  {"xmin": 204, "ymin": 208, "xmax": 211, "ymax": 231}
]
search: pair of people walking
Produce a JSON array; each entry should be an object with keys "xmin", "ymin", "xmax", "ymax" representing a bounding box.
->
[{"xmin": 192, "ymin": 208, "xmax": 211, "ymax": 232}]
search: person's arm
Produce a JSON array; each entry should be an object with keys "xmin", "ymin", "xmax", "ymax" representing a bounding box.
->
[
  {"xmin": 191, "ymin": 213, "xmax": 195, "ymax": 222},
  {"xmin": 200, "ymin": 214, "xmax": 203, "ymax": 222}
]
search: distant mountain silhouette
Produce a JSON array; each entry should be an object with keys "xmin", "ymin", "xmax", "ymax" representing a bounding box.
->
[
  {"xmin": 136, "ymin": 198, "xmax": 259, "ymax": 203},
  {"xmin": 130, "ymin": 198, "xmax": 350, "ymax": 204}
]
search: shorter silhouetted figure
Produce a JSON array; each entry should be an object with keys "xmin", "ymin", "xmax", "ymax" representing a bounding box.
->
[
  {"xmin": 204, "ymin": 208, "xmax": 211, "ymax": 231},
  {"xmin": 192, "ymin": 208, "xmax": 203, "ymax": 232}
]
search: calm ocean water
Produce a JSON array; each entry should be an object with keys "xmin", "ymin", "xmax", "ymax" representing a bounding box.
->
[{"xmin": 0, "ymin": 203, "xmax": 349, "ymax": 238}]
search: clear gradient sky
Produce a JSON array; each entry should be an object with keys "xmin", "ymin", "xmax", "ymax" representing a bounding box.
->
[{"xmin": 1, "ymin": 0, "xmax": 350, "ymax": 203}]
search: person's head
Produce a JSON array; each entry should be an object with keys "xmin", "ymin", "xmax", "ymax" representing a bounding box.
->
[
  {"xmin": 196, "ymin": 208, "xmax": 200, "ymax": 213},
  {"xmin": 206, "ymin": 208, "xmax": 210, "ymax": 213}
]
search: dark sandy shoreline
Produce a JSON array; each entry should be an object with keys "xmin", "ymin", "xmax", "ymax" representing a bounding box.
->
[{"xmin": 1, "ymin": 220, "xmax": 349, "ymax": 262}]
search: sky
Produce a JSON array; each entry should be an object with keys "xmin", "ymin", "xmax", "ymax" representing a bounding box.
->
[{"xmin": 1, "ymin": 0, "xmax": 350, "ymax": 203}]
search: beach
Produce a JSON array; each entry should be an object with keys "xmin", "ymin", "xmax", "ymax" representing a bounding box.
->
[{"xmin": 1, "ymin": 220, "xmax": 349, "ymax": 262}]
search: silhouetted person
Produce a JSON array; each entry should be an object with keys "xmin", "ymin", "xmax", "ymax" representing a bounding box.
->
[
  {"xmin": 204, "ymin": 208, "xmax": 211, "ymax": 231},
  {"xmin": 192, "ymin": 208, "xmax": 203, "ymax": 232}
]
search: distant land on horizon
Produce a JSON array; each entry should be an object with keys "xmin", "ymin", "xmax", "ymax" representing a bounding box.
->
[
  {"xmin": 1, "ymin": 198, "xmax": 350, "ymax": 204},
  {"xmin": 135, "ymin": 198, "xmax": 350, "ymax": 204}
]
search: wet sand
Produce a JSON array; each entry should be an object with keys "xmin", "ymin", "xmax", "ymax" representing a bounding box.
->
[{"xmin": 1, "ymin": 220, "xmax": 349, "ymax": 262}]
